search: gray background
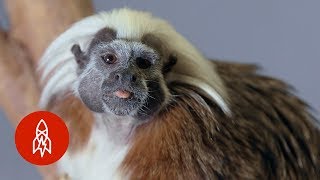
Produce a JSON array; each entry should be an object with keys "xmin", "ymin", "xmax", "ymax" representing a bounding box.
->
[{"xmin": 0, "ymin": 0, "xmax": 319, "ymax": 179}]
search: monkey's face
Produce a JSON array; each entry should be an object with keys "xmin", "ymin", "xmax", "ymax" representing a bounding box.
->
[
  {"xmin": 90, "ymin": 39, "xmax": 165, "ymax": 118},
  {"xmin": 72, "ymin": 28, "xmax": 176, "ymax": 120}
]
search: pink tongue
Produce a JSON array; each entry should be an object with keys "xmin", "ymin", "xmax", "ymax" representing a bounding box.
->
[{"xmin": 114, "ymin": 90, "xmax": 131, "ymax": 99}]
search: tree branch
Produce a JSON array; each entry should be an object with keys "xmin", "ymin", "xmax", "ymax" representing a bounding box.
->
[
  {"xmin": 0, "ymin": 30, "xmax": 40, "ymax": 125},
  {"xmin": 1, "ymin": 1, "xmax": 94, "ymax": 179},
  {"xmin": 4, "ymin": 0, "xmax": 94, "ymax": 62}
]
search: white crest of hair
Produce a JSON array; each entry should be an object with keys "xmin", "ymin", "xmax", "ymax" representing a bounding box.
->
[{"xmin": 39, "ymin": 7, "xmax": 230, "ymax": 113}]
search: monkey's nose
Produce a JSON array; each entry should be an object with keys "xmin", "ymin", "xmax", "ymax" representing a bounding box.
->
[{"xmin": 115, "ymin": 72, "xmax": 137, "ymax": 83}]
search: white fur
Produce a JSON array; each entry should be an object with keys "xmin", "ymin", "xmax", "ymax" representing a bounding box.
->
[
  {"xmin": 38, "ymin": 8, "xmax": 231, "ymax": 179},
  {"xmin": 59, "ymin": 114, "xmax": 135, "ymax": 180}
]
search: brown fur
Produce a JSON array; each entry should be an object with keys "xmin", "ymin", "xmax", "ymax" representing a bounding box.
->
[
  {"xmin": 121, "ymin": 60, "xmax": 320, "ymax": 179},
  {"xmin": 46, "ymin": 92, "xmax": 94, "ymax": 152}
]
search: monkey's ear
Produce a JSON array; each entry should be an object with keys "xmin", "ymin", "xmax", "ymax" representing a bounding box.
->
[
  {"xmin": 162, "ymin": 54, "xmax": 177, "ymax": 74},
  {"xmin": 71, "ymin": 44, "xmax": 88, "ymax": 69}
]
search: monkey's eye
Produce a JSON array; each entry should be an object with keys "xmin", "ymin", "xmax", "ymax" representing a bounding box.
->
[
  {"xmin": 136, "ymin": 57, "xmax": 151, "ymax": 69},
  {"xmin": 101, "ymin": 53, "xmax": 117, "ymax": 64}
]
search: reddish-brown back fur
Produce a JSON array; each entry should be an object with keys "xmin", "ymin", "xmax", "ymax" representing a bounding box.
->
[{"xmin": 121, "ymin": 61, "xmax": 320, "ymax": 179}]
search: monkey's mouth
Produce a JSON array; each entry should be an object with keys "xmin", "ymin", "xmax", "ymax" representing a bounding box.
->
[
  {"xmin": 102, "ymin": 88, "xmax": 147, "ymax": 116},
  {"xmin": 103, "ymin": 89, "xmax": 134, "ymax": 100},
  {"xmin": 113, "ymin": 90, "xmax": 133, "ymax": 99}
]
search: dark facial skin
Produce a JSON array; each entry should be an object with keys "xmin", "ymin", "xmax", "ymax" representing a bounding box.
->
[{"xmin": 71, "ymin": 28, "xmax": 177, "ymax": 120}]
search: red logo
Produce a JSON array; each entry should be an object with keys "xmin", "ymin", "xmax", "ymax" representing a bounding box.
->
[{"xmin": 15, "ymin": 111, "xmax": 69, "ymax": 165}]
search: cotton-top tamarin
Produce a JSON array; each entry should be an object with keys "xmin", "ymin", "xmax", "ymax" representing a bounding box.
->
[{"xmin": 39, "ymin": 8, "xmax": 320, "ymax": 180}]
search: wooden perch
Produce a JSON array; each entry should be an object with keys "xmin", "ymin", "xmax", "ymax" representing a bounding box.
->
[
  {"xmin": 5, "ymin": 0, "xmax": 94, "ymax": 61},
  {"xmin": 0, "ymin": 30, "xmax": 39, "ymax": 125},
  {"xmin": 0, "ymin": 0, "xmax": 94, "ymax": 179}
]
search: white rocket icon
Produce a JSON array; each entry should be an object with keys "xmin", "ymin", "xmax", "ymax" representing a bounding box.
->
[{"xmin": 32, "ymin": 119, "xmax": 52, "ymax": 158}]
